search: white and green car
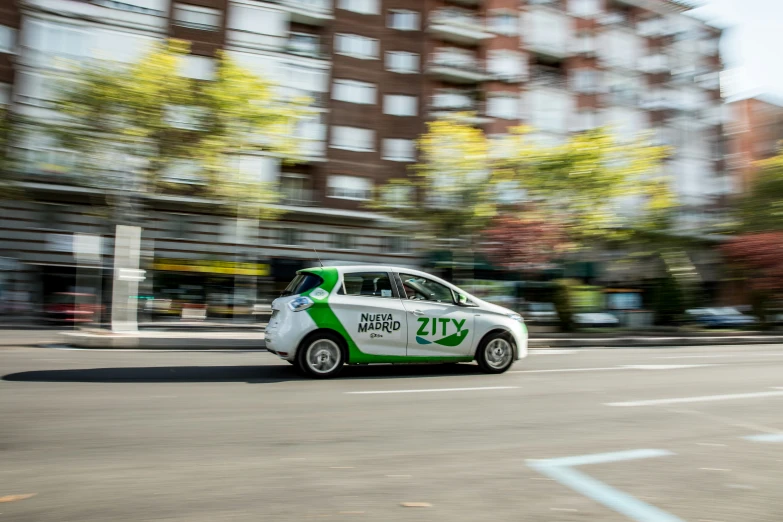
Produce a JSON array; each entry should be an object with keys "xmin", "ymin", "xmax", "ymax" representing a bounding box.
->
[{"xmin": 265, "ymin": 266, "xmax": 528, "ymax": 378}]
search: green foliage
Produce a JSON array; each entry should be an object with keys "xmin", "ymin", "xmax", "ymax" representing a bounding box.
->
[
  {"xmin": 45, "ymin": 39, "xmax": 310, "ymax": 219},
  {"xmin": 651, "ymin": 274, "xmax": 685, "ymax": 325},
  {"xmin": 375, "ymin": 117, "xmax": 673, "ymax": 252},
  {"xmin": 552, "ymin": 280, "xmax": 576, "ymax": 332},
  {"xmin": 737, "ymin": 154, "xmax": 783, "ymax": 233}
]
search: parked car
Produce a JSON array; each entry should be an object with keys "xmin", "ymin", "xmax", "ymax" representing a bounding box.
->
[
  {"xmin": 686, "ymin": 307, "xmax": 757, "ymax": 328},
  {"xmin": 519, "ymin": 302, "xmax": 560, "ymax": 325},
  {"xmin": 44, "ymin": 292, "xmax": 102, "ymax": 324},
  {"xmin": 572, "ymin": 311, "xmax": 620, "ymax": 328}
]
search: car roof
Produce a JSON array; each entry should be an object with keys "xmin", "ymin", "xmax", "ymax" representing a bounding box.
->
[{"xmin": 303, "ymin": 265, "xmax": 430, "ymax": 276}]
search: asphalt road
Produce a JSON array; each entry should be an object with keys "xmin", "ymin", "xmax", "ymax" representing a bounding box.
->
[{"xmin": 3, "ymin": 344, "xmax": 783, "ymax": 522}]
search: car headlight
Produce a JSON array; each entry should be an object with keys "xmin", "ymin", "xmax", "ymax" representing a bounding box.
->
[
  {"xmin": 288, "ymin": 296, "xmax": 314, "ymax": 312},
  {"xmin": 507, "ymin": 313, "xmax": 523, "ymax": 323}
]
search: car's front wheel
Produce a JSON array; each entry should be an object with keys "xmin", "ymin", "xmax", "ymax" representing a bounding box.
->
[
  {"xmin": 297, "ymin": 332, "xmax": 346, "ymax": 379},
  {"xmin": 476, "ymin": 332, "xmax": 515, "ymax": 374}
]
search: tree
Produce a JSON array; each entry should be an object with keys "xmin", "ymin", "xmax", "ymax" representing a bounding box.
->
[
  {"xmin": 43, "ymin": 39, "xmax": 310, "ymax": 330},
  {"xmin": 48, "ymin": 39, "xmax": 308, "ymax": 220},
  {"xmin": 722, "ymin": 232, "xmax": 783, "ymax": 323},
  {"xmin": 501, "ymin": 127, "xmax": 672, "ymax": 244},
  {"xmin": 376, "ymin": 116, "xmax": 673, "ymax": 280},
  {"xmin": 478, "ymin": 215, "xmax": 568, "ymax": 272},
  {"xmin": 737, "ymin": 153, "xmax": 783, "ymax": 233},
  {"xmin": 721, "ymin": 151, "xmax": 783, "ymax": 322}
]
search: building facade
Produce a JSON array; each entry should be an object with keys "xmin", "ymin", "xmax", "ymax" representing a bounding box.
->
[
  {"xmin": 726, "ymin": 95, "xmax": 783, "ymax": 194},
  {"xmin": 0, "ymin": 0, "xmax": 728, "ymax": 315}
]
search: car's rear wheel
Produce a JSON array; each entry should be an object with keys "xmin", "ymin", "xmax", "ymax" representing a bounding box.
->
[
  {"xmin": 297, "ymin": 332, "xmax": 345, "ymax": 379},
  {"xmin": 476, "ymin": 332, "xmax": 515, "ymax": 374}
]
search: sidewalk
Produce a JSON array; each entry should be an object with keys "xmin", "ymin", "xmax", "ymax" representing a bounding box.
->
[{"xmin": 55, "ymin": 329, "xmax": 783, "ymax": 350}]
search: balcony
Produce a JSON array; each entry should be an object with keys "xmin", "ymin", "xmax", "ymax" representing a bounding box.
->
[
  {"xmin": 428, "ymin": 9, "xmax": 493, "ymax": 45},
  {"xmin": 269, "ymin": 0, "xmax": 332, "ymax": 25},
  {"xmin": 280, "ymin": 188, "xmax": 316, "ymax": 207},
  {"xmin": 285, "ymin": 40, "xmax": 324, "ymax": 59},
  {"xmin": 427, "ymin": 55, "xmax": 489, "ymax": 84},
  {"xmin": 638, "ymin": 54, "xmax": 670, "ymax": 74},
  {"xmin": 529, "ymin": 67, "xmax": 567, "ymax": 90},
  {"xmin": 429, "ymin": 93, "xmax": 492, "ymax": 124}
]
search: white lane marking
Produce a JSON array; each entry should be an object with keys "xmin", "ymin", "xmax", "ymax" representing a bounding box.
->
[
  {"xmin": 657, "ymin": 353, "xmax": 783, "ymax": 359},
  {"xmin": 607, "ymin": 390, "xmax": 783, "ymax": 407},
  {"xmin": 512, "ymin": 367, "xmax": 619, "ymax": 374},
  {"xmin": 550, "ymin": 508, "xmax": 578, "ymax": 512},
  {"xmin": 700, "ymin": 468, "xmax": 731, "ymax": 471},
  {"xmin": 513, "ymin": 364, "xmax": 713, "ymax": 374},
  {"xmin": 696, "ymin": 443, "xmax": 727, "ymax": 447},
  {"xmin": 623, "ymin": 364, "xmax": 714, "ymax": 370},
  {"xmin": 529, "ymin": 349, "xmax": 578, "ymax": 355},
  {"xmin": 346, "ymin": 386, "xmax": 518, "ymax": 395},
  {"xmin": 528, "ymin": 449, "xmax": 683, "ymax": 522},
  {"xmin": 742, "ymin": 433, "xmax": 783, "ymax": 443}
]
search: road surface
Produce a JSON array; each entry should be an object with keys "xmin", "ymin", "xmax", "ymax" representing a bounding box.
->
[{"xmin": 2, "ymin": 343, "xmax": 783, "ymax": 521}]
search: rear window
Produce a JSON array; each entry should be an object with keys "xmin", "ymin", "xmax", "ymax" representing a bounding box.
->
[{"xmin": 281, "ymin": 272, "xmax": 323, "ymax": 297}]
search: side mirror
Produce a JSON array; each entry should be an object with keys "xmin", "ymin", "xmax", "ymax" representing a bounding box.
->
[{"xmin": 456, "ymin": 294, "xmax": 472, "ymax": 307}]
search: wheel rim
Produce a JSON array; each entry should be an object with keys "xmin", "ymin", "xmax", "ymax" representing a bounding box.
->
[
  {"xmin": 485, "ymin": 338, "xmax": 512, "ymax": 369},
  {"xmin": 306, "ymin": 339, "xmax": 341, "ymax": 374}
]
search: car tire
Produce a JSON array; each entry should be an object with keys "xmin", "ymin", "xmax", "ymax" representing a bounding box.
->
[
  {"xmin": 476, "ymin": 332, "xmax": 516, "ymax": 374},
  {"xmin": 296, "ymin": 332, "xmax": 346, "ymax": 379}
]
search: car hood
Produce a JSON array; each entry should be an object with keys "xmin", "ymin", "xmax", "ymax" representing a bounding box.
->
[{"xmin": 472, "ymin": 298, "xmax": 516, "ymax": 317}]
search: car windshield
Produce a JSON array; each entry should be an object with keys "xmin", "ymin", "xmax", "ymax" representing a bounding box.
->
[{"xmin": 281, "ymin": 272, "xmax": 324, "ymax": 297}]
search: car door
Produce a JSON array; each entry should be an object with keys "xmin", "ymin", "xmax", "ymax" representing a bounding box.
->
[
  {"xmin": 328, "ymin": 270, "xmax": 408, "ymax": 356},
  {"xmin": 396, "ymin": 272, "xmax": 475, "ymax": 357}
]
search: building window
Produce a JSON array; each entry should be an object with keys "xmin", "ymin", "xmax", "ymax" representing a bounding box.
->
[
  {"xmin": 338, "ymin": 0, "xmax": 379, "ymax": 15},
  {"xmin": 0, "ymin": 25, "xmax": 16, "ymax": 53},
  {"xmin": 384, "ymin": 95, "xmax": 418, "ymax": 116},
  {"xmin": 332, "ymin": 79, "xmax": 376, "ymax": 105},
  {"xmin": 572, "ymin": 69, "xmax": 601, "ymax": 93},
  {"xmin": 168, "ymin": 213, "xmax": 195, "ymax": 240},
  {"xmin": 385, "ymin": 51, "xmax": 419, "ymax": 74},
  {"xmin": 330, "ymin": 126, "xmax": 375, "ymax": 152},
  {"xmin": 0, "ymin": 83, "xmax": 10, "ymax": 106},
  {"xmin": 331, "ymin": 232, "xmax": 357, "ymax": 250},
  {"xmin": 277, "ymin": 227, "xmax": 302, "ymax": 246},
  {"xmin": 327, "ymin": 175, "xmax": 372, "ymax": 200},
  {"xmin": 382, "ymin": 139, "xmax": 416, "ymax": 162},
  {"xmin": 382, "ymin": 236, "xmax": 410, "ymax": 254},
  {"xmin": 388, "ymin": 10, "xmax": 420, "ymax": 31},
  {"xmin": 568, "ymin": 0, "xmax": 601, "ymax": 17},
  {"xmin": 288, "ymin": 32, "xmax": 320, "ymax": 57},
  {"xmin": 162, "ymin": 159, "xmax": 204, "ymax": 185},
  {"xmin": 227, "ymin": 3, "xmax": 286, "ymax": 36},
  {"xmin": 334, "ymin": 33, "xmax": 379, "ymax": 60},
  {"xmin": 22, "ymin": 20, "xmax": 91, "ymax": 64},
  {"xmin": 489, "ymin": 12, "xmax": 518, "ymax": 36},
  {"xmin": 487, "ymin": 50, "xmax": 526, "ymax": 81},
  {"xmin": 487, "ymin": 95, "xmax": 519, "ymax": 120},
  {"xmin": 180, "ymin": 55, "xmax": 215, "ymax": 80},
  {"xmin": 174, "ymin": 4, "xmax": 221, "ymax": 31},
  {"xmin": 280, "ymin": 174, "xmax": 311, "ymax": 205}
]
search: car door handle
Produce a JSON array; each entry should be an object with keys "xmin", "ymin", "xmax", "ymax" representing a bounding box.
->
[{"xmin": 410, "ymin": 309, "xmax": 424, "ymax": 316}]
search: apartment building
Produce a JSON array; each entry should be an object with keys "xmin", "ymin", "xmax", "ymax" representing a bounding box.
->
[
  {"xmin": 726, "ymin": 95, "xmax": 783, "ymax": 193},
  {"xmin": 0, "ymin": 0, "xmax": 727, "ymax": 310}
]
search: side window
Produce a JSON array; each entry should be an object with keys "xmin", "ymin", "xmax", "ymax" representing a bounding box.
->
[
  {"xmin": 339, "ymin": 272, "xmax": 396, "ymax": 298},
  {"xmin": 399, "ymin": 274, "xmax": 454, "ymax": 303}
]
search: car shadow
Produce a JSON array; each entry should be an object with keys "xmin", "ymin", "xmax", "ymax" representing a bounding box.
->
[{"xmin": 2, "ymin": 362, "xmax": 484, "ymax": 384}]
